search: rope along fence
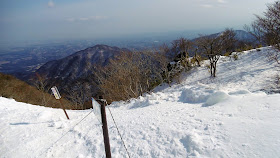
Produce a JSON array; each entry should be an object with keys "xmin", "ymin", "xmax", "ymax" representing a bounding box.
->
[
  {"xmin": 107, "ymin": 105, "xmax": 131, "ymax": 158},
  {"xmin": 36, "ymin": 104, "xmax": 132, "ymax": 158}
]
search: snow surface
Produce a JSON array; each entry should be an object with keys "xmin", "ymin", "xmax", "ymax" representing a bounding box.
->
[{"xmin": 1, "ymin": 47, "xmax": 280, "ymax": 158}]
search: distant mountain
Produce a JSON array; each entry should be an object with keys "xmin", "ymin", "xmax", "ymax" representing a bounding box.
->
[
  {"xmin": 33, "ymin": 45, "xmax": 130, "ymax": 103},
  {"xmin": 188, "ymin": 30, "xmax": 258, "ymax": 56},
  {"xmin": 0, "ymin": 42, "xmax": 95, "ymax": 80},
  {"xmin": 192, "ymin": 30, "xmax": 255, "ymax": 42},
  {"xmin": 36, "ymin": 44, "xmax": 129, "ymax": 82},
  {"xmin": 233, "ymin": 30, "xmax": 256, "ymax": 42}
]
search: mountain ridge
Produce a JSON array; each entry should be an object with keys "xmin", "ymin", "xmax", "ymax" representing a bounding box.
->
[{"xmin": 36, "ymin": 44, "xmax": 129, "ymax": 82}]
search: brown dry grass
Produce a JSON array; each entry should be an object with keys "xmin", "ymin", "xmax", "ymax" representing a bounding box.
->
[{"xmin": 0, "ymin": 73, "xmax": 74, "ymax": 109}]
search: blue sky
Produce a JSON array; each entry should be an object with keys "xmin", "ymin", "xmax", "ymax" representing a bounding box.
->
[{"xmin": 0, "ymin": 0, "xmax": 276, "ymax": 44}]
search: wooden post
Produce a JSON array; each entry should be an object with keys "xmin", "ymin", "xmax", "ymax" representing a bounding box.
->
[
  {"xmin": 51, "ymin": 86, "xmax": 70, "ymax": 120},
  {"xmin": 100, "ymin": 99, "xmax": 111, "ymax": 158},
  {"xmin": 59, "ymin": 100, "xmax": 70, "ymax": 120}
]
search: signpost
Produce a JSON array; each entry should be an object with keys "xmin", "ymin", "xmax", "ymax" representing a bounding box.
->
[
  {"xmin": 91, "ymin": 98, "xmax": 102, "ymax": 123},
  {"xmin": 51, "ymin": 86, "xmax": 70, "ymax": 120},
  {"xmin": 92, "ymin": 97, "xmax": 111, "ymax": 158}
]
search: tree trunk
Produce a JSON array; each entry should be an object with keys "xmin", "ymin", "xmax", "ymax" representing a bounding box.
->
[
  {"xmin": 213, "ymin": 61, "xmax": 217, "ymax": 77},
  {"xmin": 210, "ymin": 62, "xmax": 214, "ymax": 77}
]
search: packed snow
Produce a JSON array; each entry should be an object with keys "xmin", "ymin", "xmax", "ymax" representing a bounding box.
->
[{"xmin": 1, "ymin": 47, "xmax": 280, "ymax": 158}]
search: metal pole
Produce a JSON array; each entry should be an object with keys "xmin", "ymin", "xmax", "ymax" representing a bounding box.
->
[
  {"xmin": 100, "ymin": 100, "xmax": 111, "ymax": 158},
  {"xmin": 59, "ymin": 99, "xmax": 70, "ymax": 120}
]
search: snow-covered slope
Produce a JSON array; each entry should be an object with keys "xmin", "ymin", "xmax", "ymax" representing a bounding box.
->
[{"xmin": 1, "ymin": 47, "xmax": 280, "ymax": 158}]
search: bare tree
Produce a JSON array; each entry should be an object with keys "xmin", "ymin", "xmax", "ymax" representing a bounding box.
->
[
  {"xmin": 92, "ymin": 50, "xmax": 170, "ymax": 103},
  {"xmin": 171, "ymin": 38, "xmax": 193, "ymax": 70},
  {"xmin": 246, "ymin": 1, "xmax": 280, "ymax": 51},
  {"xmin": 32, "ymin": 73, "xmax": 52, "ymax": 106},
  {"xmin": 196, "ymin": 28, "xmax": 236, "ymax": 77},
  {"xmin": 159, "ymin": 38, "xmax": 194, "ymax": 85},
  {"xmin": 65, "ymin": 80, "xmax": 92, "ymax": 109},
  {"xmin": 244, "ymin": 22, "xmax": 264, "ymax": 45},
  {"xmin": 192, "ymin": 49, "xmax": 202, "ymax": 67},
  {"xmin": 155, "ymin": 44, "xmax": 174, "ymax": 84},
  {"xmin": 92, "ymin": 52, "xmax": 146, "ymax": 102}
]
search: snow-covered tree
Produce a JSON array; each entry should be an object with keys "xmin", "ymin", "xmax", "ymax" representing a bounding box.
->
[{"xmin": 171, "ymin": 38, "xmax": 193, "ymax": 71}]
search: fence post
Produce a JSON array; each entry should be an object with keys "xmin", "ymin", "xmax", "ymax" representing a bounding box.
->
[
  {"xmin": 99, "ymin": 98, "xmax": 111, "ymax": 158},
  {"xmin": 59, "ymin": 99, "xmax": 70, "ymax": 120}
]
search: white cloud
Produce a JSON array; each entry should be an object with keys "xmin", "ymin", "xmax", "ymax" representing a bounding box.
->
[
  {"xmin": 217, "ymin": 0, "xmax": 227, "ymax": 3},
  {"xmin": 201, "ymin": 4, "xmax": 214, "ymax": 8},
  {"xmin": 92, "ymin": 16, "xmax": 108, "ymax": 20},
  {"xmin": 66, "ymin": 16, "xmax": 108, "ymax": 22},
  {"xmin": 200, "ymin": 0, "xmax": 227, "ymax": 8},
  {"xmin": 66, "ymin": 18, "xmax": 75, "ymax": 22},
  {"xmin": 48, "ymin": 0, "xmax": 54, "ymax": 8},
  {"xmin": 79, "ymin": 17, "xmax": 89, "ymax": 21}
]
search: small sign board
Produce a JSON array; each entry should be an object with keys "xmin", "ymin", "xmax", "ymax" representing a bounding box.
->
[
  {"xmin": 51, "ymin": 86, "xmax": 61, "ymax": 100},
  {"xmin": 92, "ymin": 98, "xmax": 102, "ymax": 123}
]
